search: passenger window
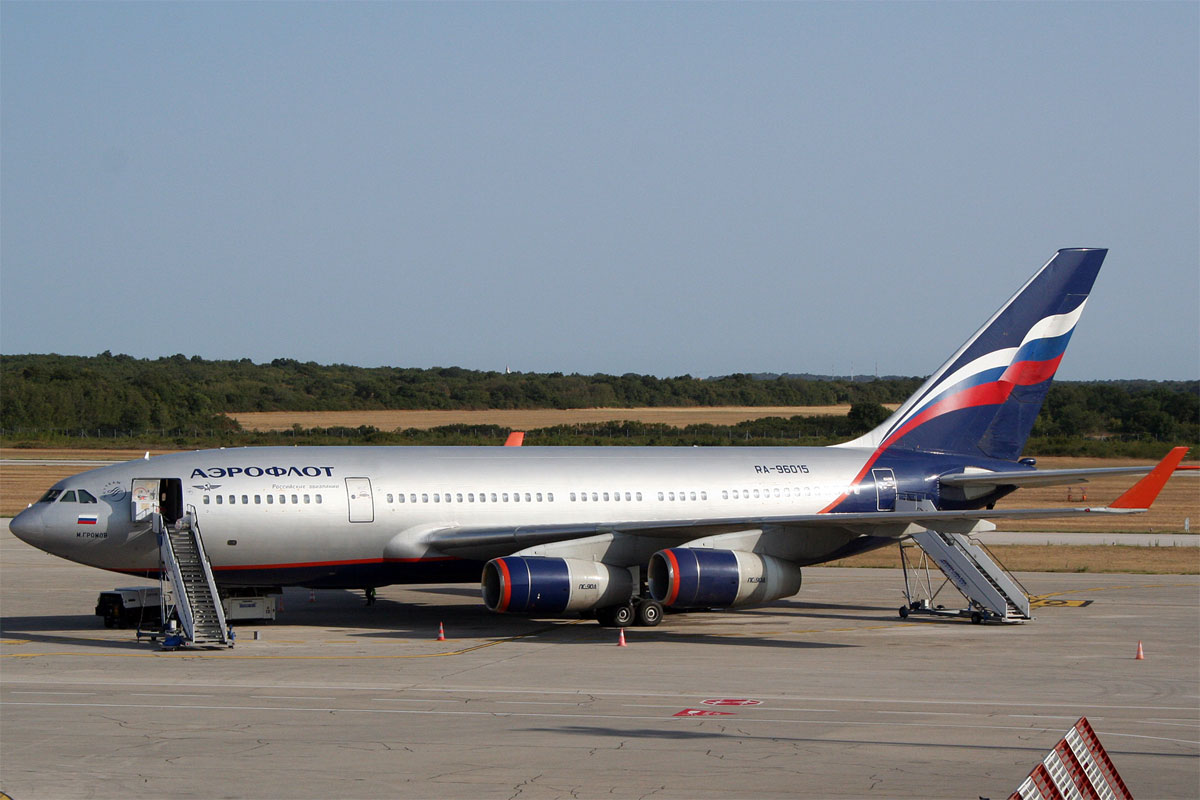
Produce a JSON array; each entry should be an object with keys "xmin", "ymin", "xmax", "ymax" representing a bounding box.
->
[
  {"xmin": 457, "ymin": 493, "xmax": 463, "ymax": 503},
  {"xmin": 409, "ymin": 494, "xmax": 416, "ymax": 503},
  {"xmin": 580, "ymin": 492, "xmax": 587, "ymax": 502},
  {"xmin": 635, "ymin": 492, "xmax": 642, "ymax": 501},
  {"xmin": 570, "ymin": 492, "xmax": 577, "ymax": 501},
  {"xmin": 490, "ymin": 493, "xmax": 498, "ymax": 502},
  {"xmin": 291, "ymin": 495, "xmax": 298, "ymax": 504},
  {"xmin": 78, "ymin": 490, "xmax": 97, "ymax": 503},
  {"xmin": 304, "ymin": 495, "xmax": 310, "ymax": 504},
  {"xmin": 243, "ymin": 495, "xmax": 249, "ymax": 504},
  {"xmin": 217, "ymin": 496, "xmax": 224, "ymax": 505},
  {"xmin": 60, "ymin": 490, "xmax": 77, "ymax": 503},
  {"xmin": 668, "ymin": 492, "xmax": 675, "ymax": 501},
  {"xmin": 255, "ymin": 495, "xmax": 261, "ymax": 504},
  {"xmin": 603, "ymin": 492, "xmax": 610, "ymax": 501},
  {"xmin": 657, "ymin": 492, "xmax": 664, "ymax": 501},
  {"xmin": 536, "ymin": 493, "xmax": 542, "ymax": 502},
  {"xmin": 203, "ymin": 495, "xmax": 211, "ymax": 505},
  {"xmin": 479, "ymin": 493, "xmax": 487, "ymax": 503},
  {"xmin": 422, "ymin": 494, "xmax": 429, "ymax": 503},
  {"xmin": 524, "ymin": 493, "xmax": 531, "ymax": 502},
  {"xmin": 502, "ymin": 493, "xmax": 509, "ymax": 502},
  {"xmin": 434, "ymin": 494, "xmax": 440, "ymax": 503},
  {"xmin": 547, "ymin": 492, "xmax": 554, "ymax": 502},
  {"xmin": 316, "ymin": 495, "xmax": 322, "ymax": 504},
  {"xmin": 468, "ymin": 493, "xmax": 475, "ymax": 503},
  {"xmin": 279, "ymin": 495, "xmax": 286, "ymax": 504},
  {"xmin": 625, "ymin": 492, "xmax": 631, "ymax": 501},
  {"xmin": 387, "ymin": 494, "xmax": 394, "ymax": 503},
  {"xmin": 512, "ymin": 493, "xmax": 520, "ymax": 503},
  {"xmin": 690, "ymin": 492, "xmax": 696, "ymax": 501},
  {"xmin": 267, "ymin": 495, "xmax": 274, "ymax": 504},
  {"xmin": 700, "ymin": 491, "xmax": 707, "ymax": 500}
]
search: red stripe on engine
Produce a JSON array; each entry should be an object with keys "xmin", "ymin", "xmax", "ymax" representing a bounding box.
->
[
  {"xmin": 664, "ymin": 550, "xmax": 682, "ymax": 607},
  {"xmin": 496, "ymin": 558, "xmax": 513, "ymax": 612}
]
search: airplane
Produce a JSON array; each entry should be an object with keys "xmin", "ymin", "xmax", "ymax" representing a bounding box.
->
[{"xmin": 9, "ymin": 248, "xmax": 1189, "ymax": 628}]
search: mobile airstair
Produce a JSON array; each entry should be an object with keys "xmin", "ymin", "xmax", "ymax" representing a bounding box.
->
[
  {"xmin": 155, "ymin": 508, "xmax": 231, "ymax": 647},
  {"xmin": 899, "ymin": 527, "xmax": 1032, "ymax": 625}
]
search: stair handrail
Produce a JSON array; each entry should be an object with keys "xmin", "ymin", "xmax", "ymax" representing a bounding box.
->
[
  {"xmin": 157, "ymin": 512, "xmax": 197, "ymax": 641},
  {"xmin": 184, "ymin": 505, "xmax": 230, "ymax": 642},
  {"xmin": 963, "ymin": 534, "xmax": 1033, "ymax": 600}
]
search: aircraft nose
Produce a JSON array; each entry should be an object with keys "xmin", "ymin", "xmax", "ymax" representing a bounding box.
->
[{"xmin": 9, "ymin": 506, "xmax": 45, "ymax": 548}]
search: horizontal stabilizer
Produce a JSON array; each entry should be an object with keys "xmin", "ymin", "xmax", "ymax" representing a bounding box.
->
[{"xmin": 1109, "ymin": 446, "xmax": 1189, "ymax": 509}]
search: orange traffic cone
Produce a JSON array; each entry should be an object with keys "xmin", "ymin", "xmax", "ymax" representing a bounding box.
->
[
  {"xmin": 1135, "ymin": 641, "xmax": 1144, "ymax": 660},
  {"xmin": 617, "ymin": 628, "xmax": 627, "ymax": 647},
  {"xmin": 437, "ymin": 622, "xmax": 446, "ymax": 642}
]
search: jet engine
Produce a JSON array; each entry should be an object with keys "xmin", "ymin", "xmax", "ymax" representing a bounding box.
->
[
  {"xmin": 647, "ymin": 548, "xmax": 802, "ymax": 609},
  {"xmin": 482, "ymin": 556, "xmax": 633, "ymax": 614}
]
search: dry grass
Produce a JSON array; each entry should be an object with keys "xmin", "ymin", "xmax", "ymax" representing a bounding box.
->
[
  {"xmin": 229, "ymin": 405, "xmax": 888, "ymax": 432},
  {"xmin": 817, "ymin": 545, "xmax": 1198, "ymax": 574}
]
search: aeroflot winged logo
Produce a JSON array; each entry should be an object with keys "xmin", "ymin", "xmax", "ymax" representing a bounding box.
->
[{"xmin": 190, "ymin": 465, "xmax": 336, "ymax": 479}]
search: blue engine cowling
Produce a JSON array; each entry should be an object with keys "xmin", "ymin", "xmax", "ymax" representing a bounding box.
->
[
  {"xmin": 647, "ymin": 548, "xmax": 802, "ymax": 609},
  {"xmin": 481, "ymin": 556, "xmax": 633, "ymax": 614}
]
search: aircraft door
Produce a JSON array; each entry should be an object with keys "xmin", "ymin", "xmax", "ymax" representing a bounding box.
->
[
  {"xmin": 872, "ymin": 468, "xmax": 897, "ymax": 511},
  {"xmin": 131, "ymin": 479, "xmax": 160, "ymax": 522},
  {"xmin": 131, "ymin": 478, "xmax": 184, "ymax": 523},
  {"xmin": 345, "ymin": 478, "xmax": 375, "ymax": 523}
]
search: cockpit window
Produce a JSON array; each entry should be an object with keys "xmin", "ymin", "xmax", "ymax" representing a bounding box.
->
[
  {"xmin": 60, "ymin": 490, "xmax": 77, "ymax": 503},
  {"xmin": 78, "ymin": 489, "xmax": 98, "ymax": 503},
  {"xmin": 38, "ymin": 489, "xmax": 62, "ymax": 503}
]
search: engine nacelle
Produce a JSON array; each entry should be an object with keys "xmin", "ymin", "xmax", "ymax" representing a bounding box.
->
[
  {"xmin": 648, "ymin": 548, "xmax": 802, "ymax": 609},
  {"xmin": 481, "ymin": 556, "xmax": 633, "ymax": 614}
]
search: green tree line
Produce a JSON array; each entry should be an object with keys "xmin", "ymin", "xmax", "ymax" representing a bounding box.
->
[{"xmin": 1, "ymin": 353, "xmax": 1196, "ymax": 456}]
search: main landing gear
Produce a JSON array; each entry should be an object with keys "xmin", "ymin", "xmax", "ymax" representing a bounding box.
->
[{"xmin": 595, "ymin": 597, "xmax": 663, "ymax": 628}]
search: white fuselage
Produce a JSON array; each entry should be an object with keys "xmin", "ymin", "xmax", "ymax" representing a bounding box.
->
[{"xmin": 11, "ymin": 445, "xmax": 878, "ymax": 586}]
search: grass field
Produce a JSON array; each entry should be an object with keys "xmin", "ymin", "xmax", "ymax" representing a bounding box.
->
[{"xmin": 818, "ymin": 544, "xmax": 1197, "ymax": 574}]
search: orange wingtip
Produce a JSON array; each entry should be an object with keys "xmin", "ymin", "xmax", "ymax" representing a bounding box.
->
[
  {"xmin": 1109, "ymin": 447, "xmax": 1189, "ymax": 509},
  {"xmin": 504, "ymin": 431, "xmax": 525, "ymax": 446}
]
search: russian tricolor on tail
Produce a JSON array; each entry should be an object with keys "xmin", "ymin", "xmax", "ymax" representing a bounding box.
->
[{"xmin": 842, "ymin": 248, "xmax": 1107, "ymax": 462}]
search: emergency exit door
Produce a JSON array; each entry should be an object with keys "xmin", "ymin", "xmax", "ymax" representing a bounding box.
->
[{"xmin": 345, "ymin": 478, "xmax": 374, "ymax": 523}]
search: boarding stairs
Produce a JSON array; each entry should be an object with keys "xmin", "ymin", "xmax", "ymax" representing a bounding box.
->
[
  {"xmin": 156, "ymin": 509, "xmax": 230, "ymax": 646},
  {"xmin": 897, "ymin": 501, "xmax": 1032, "ymax": 624}
]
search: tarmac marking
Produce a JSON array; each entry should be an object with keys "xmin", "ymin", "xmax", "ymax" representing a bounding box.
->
[{"xmin": 5, "ymin": 700, "xmax": 1197, "ymax": 746}]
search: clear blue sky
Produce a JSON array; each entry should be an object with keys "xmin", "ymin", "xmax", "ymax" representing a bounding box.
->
[{"xmin": 2, "ymin": 2, "xmax": 1197, "ymax": 380}]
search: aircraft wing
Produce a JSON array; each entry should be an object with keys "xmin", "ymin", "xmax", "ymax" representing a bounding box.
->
[{"xmin": 426, "ymin": 447, "xmax": 1187, "ymax": 558}]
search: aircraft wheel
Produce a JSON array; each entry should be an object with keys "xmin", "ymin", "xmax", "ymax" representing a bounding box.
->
[
  {"xmin": 635, "ymin": 600, "xmax": 663, "ymax": 627},
  {"xmin": 970, "ymin": 611, "xmax": 983, "ymax": 625},
  {"xmin": 597, "ymin": 603, "xmax": 635, "ymax": 628},
  {"xmin": 898, "ymin": 606, "xmax": 909, "ymax": 619}
]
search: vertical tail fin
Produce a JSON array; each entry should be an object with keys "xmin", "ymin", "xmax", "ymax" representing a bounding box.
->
[{"xmin": 842, "ymin": 248, "xmax": 1107, "ymax": 460}]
